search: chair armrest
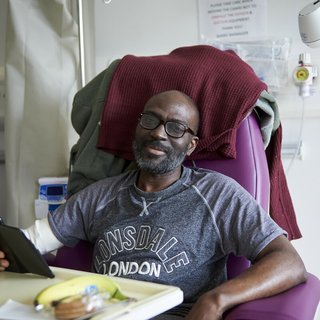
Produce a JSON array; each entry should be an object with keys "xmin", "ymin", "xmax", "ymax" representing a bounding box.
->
[
  {"xmin": 224, "ymin": 273, "xmax": 320, "ymax": 320},
  {"xmin": 45, "ymin": 241, "xmax": 93, "ymax": 272}
]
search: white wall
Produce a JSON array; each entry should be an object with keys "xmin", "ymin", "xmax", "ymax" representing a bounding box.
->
[
  {"xmin": 91, "ymin": 0, "xmax": 320, "ymax": 281},
  {"xmin": 93, "ymin": 0, "xmax": 199, "ymax": 74}
]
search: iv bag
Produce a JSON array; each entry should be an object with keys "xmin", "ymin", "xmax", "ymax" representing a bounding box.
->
[{"xmin": 209, "ymin": 38, "xmax": 291, "ymax": 92}]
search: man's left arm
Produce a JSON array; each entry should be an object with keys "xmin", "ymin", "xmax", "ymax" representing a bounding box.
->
[{"xmin": 186, "ymin": 235, "xmax": 307, "ymax": 320}]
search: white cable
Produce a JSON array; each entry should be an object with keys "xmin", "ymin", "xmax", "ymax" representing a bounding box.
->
[{"xmin": 285, "ymin": 96, "xmax": 306, "ymax": 174}]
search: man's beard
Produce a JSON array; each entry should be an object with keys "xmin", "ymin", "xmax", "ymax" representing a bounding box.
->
[{"xmin": 132, "ymin": 139, "xmax": 187, "ymax": 174}]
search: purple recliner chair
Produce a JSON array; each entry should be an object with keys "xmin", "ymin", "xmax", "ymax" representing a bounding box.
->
[
  {"xmin": 185, "ymin": 112, "xmax": 320, "ymax": 319},
  {"xmin": 49, "ymin": 113, "xmax": 320, "ymax": 319}
]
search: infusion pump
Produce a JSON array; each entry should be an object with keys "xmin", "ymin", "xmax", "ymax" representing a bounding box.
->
[{"xmin": 35, "ymin": 177, "xmax": 68, "ymax": 219}]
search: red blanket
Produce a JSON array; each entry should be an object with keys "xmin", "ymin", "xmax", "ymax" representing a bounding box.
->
[{"xmin": 97, "ymin": 45, "xmax": 301, "ymax": 239}]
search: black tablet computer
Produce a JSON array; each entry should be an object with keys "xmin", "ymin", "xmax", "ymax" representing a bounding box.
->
[{"xmin": 0, "ymin": 223, "xmax": 55, "ymax": 278}]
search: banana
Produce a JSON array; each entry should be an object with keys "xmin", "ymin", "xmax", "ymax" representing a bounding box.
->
[{"xmin": 34, "ymin": 274, "xmax": 128, "ymax": 309}]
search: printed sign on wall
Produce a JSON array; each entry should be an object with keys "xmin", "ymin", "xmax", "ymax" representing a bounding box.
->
[{"xmin": 198, "ymin": 0, "xmax": 267, "ymax": 42}]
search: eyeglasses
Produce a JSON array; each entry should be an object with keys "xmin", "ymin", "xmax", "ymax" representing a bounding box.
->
[{"xmin": 139, "ymin": 113, "xmax": 195, "ymax": 138}]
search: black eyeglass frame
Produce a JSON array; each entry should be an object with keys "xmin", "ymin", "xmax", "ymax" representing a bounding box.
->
[{"xmin": 139, "ymin": 113, "xmax": 196, "ymax": 138}]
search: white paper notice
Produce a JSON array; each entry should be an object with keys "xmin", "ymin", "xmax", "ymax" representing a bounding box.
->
[{"xmin": 198, "ymin": 0, "xmax": 267, "ymax": 42}]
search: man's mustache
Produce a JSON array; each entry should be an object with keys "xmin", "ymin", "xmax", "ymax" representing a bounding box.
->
[{"xmin": 142, "ymin": 140, "xmax": 170, "ymax": 153}]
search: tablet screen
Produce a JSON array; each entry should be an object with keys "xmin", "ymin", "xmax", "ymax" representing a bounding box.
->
[{"xmin": 0, "ymin": 224, "xmax": 55, "ymax": 278}]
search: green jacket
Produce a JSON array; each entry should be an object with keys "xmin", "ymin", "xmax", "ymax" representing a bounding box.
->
[{"xmin": 68, "ymin": 60, "xmax": 135, "ymax": 196}]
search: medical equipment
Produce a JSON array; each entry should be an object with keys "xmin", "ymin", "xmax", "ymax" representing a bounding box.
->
[
  {"xmin": 293, "ymin": 53, "xmax": 318, "ymax": 97},
  {"xmin": 35, "ymin": 177, "xmax": 68, "ymax": 219},
  {"xmin": 209, "ymin": 38, "xmax": 291, "ymax": 93},
  {"xmin": 299, "ymin": 1, "xmax": 320, "ymax": 48},
  {"xmin": 287, "ymin": 53, "xmax": 318, "ymax": 173}
]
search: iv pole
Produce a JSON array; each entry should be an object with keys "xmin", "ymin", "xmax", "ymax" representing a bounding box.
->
[{"xmin": 77, "ymin": 0, "xmax": 86, "ymax": 88}]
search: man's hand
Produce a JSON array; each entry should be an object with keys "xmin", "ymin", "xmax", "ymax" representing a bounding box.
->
[
  {"xmin": 0, "ymin": 250, "xmax": 9, "ymax": 271},
  {"xmin": 186, "ymin": 235, "xmax": 307, "ymax": 320},
  {"xmin": 186, "ymin": 291, "xmax": 223, "ymax": 320}
]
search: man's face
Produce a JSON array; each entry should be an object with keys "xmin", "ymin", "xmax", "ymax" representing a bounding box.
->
[
  {"xmin": 132, "ymin": 92, "xmax": 198, "ymax": 174},
  {"xmin": 132, "ymin": 133, "xmax": 189, "ymax": 174}
]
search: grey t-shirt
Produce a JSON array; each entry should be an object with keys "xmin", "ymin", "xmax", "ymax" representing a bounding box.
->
[{"xmin": 48, "ymin": 166, "xmax": 285, "ymax": 302}]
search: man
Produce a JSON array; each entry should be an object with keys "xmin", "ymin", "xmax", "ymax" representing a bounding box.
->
[{"xmin": 0, "ymin": 90, "xmax": 307, "ymax": 319}]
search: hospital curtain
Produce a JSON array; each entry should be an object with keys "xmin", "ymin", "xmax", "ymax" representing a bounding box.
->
[{"xmin": 5, "ymin": 0, "xmax": 80, "ymax": 227}]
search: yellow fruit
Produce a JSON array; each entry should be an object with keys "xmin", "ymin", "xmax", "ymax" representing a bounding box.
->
[{"xmin": 34, "ymin": 274, "xmax": 128, "ymax": 309}]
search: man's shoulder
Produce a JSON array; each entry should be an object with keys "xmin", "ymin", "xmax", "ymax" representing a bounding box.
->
[{"xmin": 183, "ymin": 166, "xmax": 243, "ymax": 192}]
